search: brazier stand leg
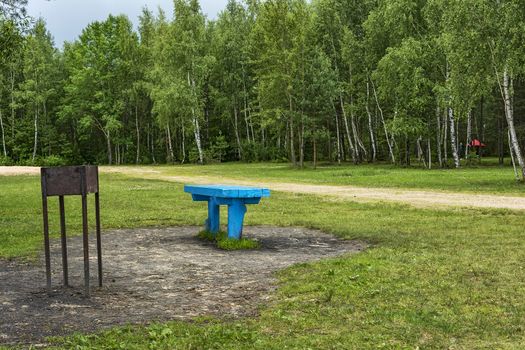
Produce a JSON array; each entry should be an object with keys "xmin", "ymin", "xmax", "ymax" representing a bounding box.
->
[
  {"xmin": 59, "ymin": 196, "xmax": 69, "ymax": 286},
  {"xmin": 80, "ymin": 169, "xmax": 90, "ymax": 296},
  {"xmin": 95, "ymin": 192, "xmax": 102, "ymax": 287},
  {"xmin": 41, "ymin": 173, "xmax": 51, "ymax": 290}
]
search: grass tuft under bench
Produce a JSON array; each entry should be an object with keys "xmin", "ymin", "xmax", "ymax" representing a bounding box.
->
[{"xmin": 197, "ymin": 230, "xmax": 261, "ymax": 250}]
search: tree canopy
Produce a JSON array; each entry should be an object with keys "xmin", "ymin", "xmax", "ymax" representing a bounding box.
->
[{"xmin": 2, "ymin": 0, "xmax": 525, "ymax": 180}]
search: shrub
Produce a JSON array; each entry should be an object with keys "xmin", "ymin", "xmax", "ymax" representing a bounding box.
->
[
  {"xmin": 17, "ymin": 155, "xmax": 67, "ymax": 167},
  {"xmin": 0, "ymin": 156, "xmax": 13, "ymax": 166},
  {"xmin": 242, "ymin": 141, "xmax": 287, "ymax": 162},
  {"xmin": 40, "ymin": 155, "xmax": 67, "ymax": 167}
]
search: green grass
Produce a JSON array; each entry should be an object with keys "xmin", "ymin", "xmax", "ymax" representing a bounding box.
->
[
  {"xmin": 197, "ymin": 230, "xmax": 261, "ymax": 250},
  {"xmin": 112, "ymin": 157, "xmax": 525, "ymax": 196},
  {"xmin": 1, "ymin": 172, "xmax": 525, "ymax": 348}
]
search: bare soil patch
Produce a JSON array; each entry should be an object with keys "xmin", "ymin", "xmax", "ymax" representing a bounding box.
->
[{"xmin": 0, "ymin": 226, "xmax": 364, "ymax": 346}]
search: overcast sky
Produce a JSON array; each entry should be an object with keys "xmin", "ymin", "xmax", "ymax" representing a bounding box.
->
[{"xmin": 26, "ymin": 0, "xmax": 229, "ymax": 48}]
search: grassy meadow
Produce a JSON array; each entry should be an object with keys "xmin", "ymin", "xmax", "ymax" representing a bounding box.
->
[
  {"xmin": 129, "ymin": 158, "xmax": 525, "ymax": 196},
  {"xmin": 0, "ymin": 163, "xmax": 525, "ymax": 348}
]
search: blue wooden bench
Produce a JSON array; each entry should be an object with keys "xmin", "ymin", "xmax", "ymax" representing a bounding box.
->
[{"xmin": 184, "ymin": 185, "xmax": 270, "ymax": 240}]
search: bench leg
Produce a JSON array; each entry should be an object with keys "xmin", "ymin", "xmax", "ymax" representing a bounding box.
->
[
  {"xmin": 227, "ymin": 201, "xmax": 247, "ymax": 240},
  {"xmin": 206, "ymin": 199, "xmax": 220, "ymax": 234}
]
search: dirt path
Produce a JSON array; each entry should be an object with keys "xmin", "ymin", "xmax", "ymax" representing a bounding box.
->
[
  {"xmin": 0, "ymin": 226, "xmax": 364, "ymax": 345},
  {"xmin": 2, "ymin": 166, "xmax": 525, "ymax": 210},
  {"xmin": 105, "ymin": 167, "xmax": 525, "ymax": 211}
]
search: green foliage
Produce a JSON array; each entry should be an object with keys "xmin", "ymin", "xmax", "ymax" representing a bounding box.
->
[
  {"xmin": 39, "ymin": 155, "xmax": 66, "ymax": 166},
  {"xmin": 241, "ymin": 141, "xmax": 287, "ymax": 163},
  {"xmin": 0, "ymin": 155, "xmax": 12, "ymax": 165},
  {"xmin": 205, "ymin": 133, "xmax": 229, "ymax": 163},
  {"xmin": 59, "ymin": 15, "xmax": 139, "ymax": 165},
  {"xmin": 1, "ymin": 0, "xmax": 525, "ymax": 178}
]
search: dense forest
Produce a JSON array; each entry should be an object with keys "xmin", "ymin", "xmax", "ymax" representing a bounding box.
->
[{"xmin": 1, "ymin": 0, "xmax": 525, "ymax": 178}]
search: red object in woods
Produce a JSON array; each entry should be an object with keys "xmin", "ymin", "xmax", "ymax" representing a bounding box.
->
[{"xmin": 469, "ymin": 139, "xmax": 486, "ymax": 147}]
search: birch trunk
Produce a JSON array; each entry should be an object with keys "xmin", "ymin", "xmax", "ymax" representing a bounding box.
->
[
  {"xmin": 479, "ymin": 96, "xmax": 485, "ymax": 157},
  {"xmin": 192, "ymin": 112, "xmax": 204, "ymax": 164},
  {"xmin": 249, "ymin": 115, "xmax": 255, "ymax": 143},
  {"xmin": 10, "ymin": 69, "xmax": 15, "ymax": 139},
  {"xmin": 181, "ymin": 122, "xmax": 186, "ymax": 164},
  {"xmin": 436, "ymin": 105, "xmax": 442, "ymax": 167},
  {"xmin": 508, "ymin": 129, "xmax": 520, "ymax": 180},
  {"xmin": 166, "ymin": 123, "xmax": 174, "ymax": 163},
  {"xmin": 288, "ymin": 94, "xmax": 296, "ymax": 166},
  {"xmin": 241, "ymin": 64, "xmax": 251, "ymax": 143},
  {"xmin": 448, "ymin": 107, "xmax": 460, "ymax": 168},
  {"xmin": 233, "ymin": 106, "xmax": 242, "ymax": 160},
  {"xmin": 135, "ymin": 104, "xmax": 140, "ymax": 164},
  {"xmin": 427, "ymin": 139, "xmax": 432, "ymax": 170},
  {"xmin": 465, "ymin": 110, "xmax": 472, "ymax": 159},
  {"xmin": 32, "ymin": 107, "xmax": 38, "ymax": 161},
  {"xmin": 188, "ymin": 72, "xmax": 204, "ymax": 164},
  {"xmin": 147, "ymin": 123, "xmax": 155, "ymax": 164},
  {"xmin": 416, "ymin": 136, "xmax": 427, "ymax": 169},
  {"xmin": 332, "ymin": 100, "xmax": 342, "ymax": 164},
  {"xmin": 498, "ymin": 113, "xmax": 504, "ymax": 165},
  {"xmin": 299, "ymin": 114, "xmax": 305, "ymax": 168},
  {"xmin": 347, "ymin": 64, "xmax": 366, "ymax": 161},
  {"xmin": 0, "ymin": 108, "xmax": 6, "ymax": 157},
  {"xmin": 366, "ymin": 80, "xmax": 377, "ymax": 162},
  {"xmin": 313, "ymin": 135, "xmax": 317, "ymax": 170},
  {"xmin": 502, "ymin": 68, "xmax": 525, "ymax": 180},
  {"xmin": 152, "ymin": 130, "xmax": 156, "ymax": 164},
  {"xmin": 106, "ymin": 130, "xmax": 112, "ymax": 165},
  {"xmin": 350, "ymin": 105, "xmax": 367, "ymax": 160},
  {"xmin": 340, "ymin": 95, "xmax": 357, "ymax": 164},
  {"xmin": 371, "ymin": 79, "xmax": 395, "ymax": 163},
  {"xmin": 443, "ymin": 107, "xmax": 448, "ymax": 165}
]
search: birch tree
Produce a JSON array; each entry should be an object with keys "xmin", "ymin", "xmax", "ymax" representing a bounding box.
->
[
  {"xmin": 170, "ymin": 0, "xmax": 213, "ymax": 164},
  {"xmin": 17, "ymin": 19, "xmax": 56, "ymax": 161}
]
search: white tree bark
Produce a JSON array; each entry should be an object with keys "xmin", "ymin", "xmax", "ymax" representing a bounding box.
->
[
  {"xmin": 288, "ymin": 94, "xmax": 296, "ymax": 166},
  {"xmin": 106, "ymin": 130, "xmax": 112, "ymax": 165},
  {"xmin": 32, "ymin": 107, "xmax": 38, "ymax": 161},
  {"xmin": 443, "ymin": 108, "xmax": 448, "ymax": 165},
  {"xmin": 299, "ymin": 115, "xmax": 305, "ymax": 168},
  {"xmin": 502, "ymin": 68, "xmax": 525, "ymax": 180},
  {"xmin": 350, "ymin": 105, "xmax": 367, "ymax": 160},
  {"xmin": 135, "ymin": 104, "xmax": 140, "ymax": 164},
  {"xmin": 0, "ymin": 108, "xmax": 6, "ymax": 157},
  {"xmin": 448, "ymin": 107, "xmax": 460, "ymax": 168},
  {"xmin": 166, "ymin": 123, "xmax": 174, "ymax": 163},
  {"xmin": 427, "ymin": 138, "xmax": 432, "ymax": 170},
  {"xmin": 417, "ymin": 136, "xmax": 427, "ymax": 168},
  {"xmin": 233, "ymin": 106, "xmax": 242, "ymax": 160},
  {"xmin": 366, "ymin": 80, "xmax": 377, "ymax": 162},
  {"xmin": 188, "ymin": 72, "xmax": 204, "ymax": 164},
  {"xmin": 465, "ymin": 110, "xmax": 472, "ymax": 159},
  {"xmin": 436, "ymin": 105, "xmax": 442, "ymax": 167},
  {"xmin": 340, "ymin": 95, "xmax": 357, "ymax": 164},
  {"xmin": 180, "ymin": 121, "xmax": 185, "ymax": 164},
  {"xmin": 508, "ymin": 129, "xmax": 520, "ymax": 180},
  {"xmin": 371, "ymin": 79, "xmax": 395, "ymax": 163},
  {"xmin": 241, "ymin": 64, "xmax": 251, "ymax": 143},
  {"xmin": 10, "ymin": 69, "xmax": 15, "ymax": 139},
  {"xmin": 332, "ymin": 100, "xmax": 342, "ymax": 164}
]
